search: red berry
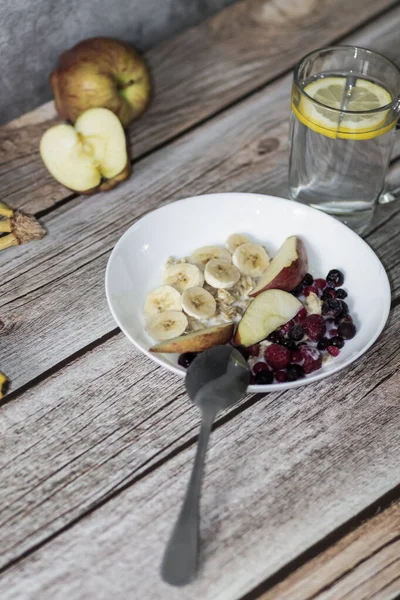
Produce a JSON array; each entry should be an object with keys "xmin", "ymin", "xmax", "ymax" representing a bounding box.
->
[
  {"xmin": 295, "ymin": 307, "xmax": 307, "ymax": 322},
  {"xmin": 264, "ymin": 344, "xmax": 291, "ymax": 370},
  {"xmin": 302, "ymin": 314, "xmax": 326, "ymax": 341},
  {"xmin": 327, "ymin": 346, "xmax": 340, "ymax": 357},
  {"xmin": 329, "ymin": 328, "xmax": 338, "ymax": 338},
  {"xmin": 299, "ymin": 346, "xmax": 322, "ymax": 374},
  {"xmin": 314, "ymin": 278, "xmax": 326, "ymax": 290},
  {"xmin": 253, "ymin": 361, "xmax": 269, "ymax": 374},
  {"xmin": 279, "ymin": 319, "xmax": 295, "ymax": 335},
  {"xmin": 304, "ymin": 285, "xmax": 319, "ymax": 297},
  {"xmin": 291, "ymin": 350, "xmax": 303, "ymax": 363},
  {"xmin": 249, "ymin": 344, "xmax": 260, "ymax": 357},
  {"xmin": 275, "ymin": 370, "xmax": 288, "ymax": 383}
]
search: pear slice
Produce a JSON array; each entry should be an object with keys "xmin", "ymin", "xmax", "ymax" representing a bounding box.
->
[
  {"xmin": 40, "ymin": 107, "xmax": 130, "ymax": 193},
  {"xmin": 150, "ymin": 323, "xmax": 234, "ymax": 353},
  {"xmin": 233, "ymin": 289, "xmax": 302, "ymax": 347}
]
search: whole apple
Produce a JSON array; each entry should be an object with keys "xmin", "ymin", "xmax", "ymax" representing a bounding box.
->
[{"xmin": 50, "ymin": 37, "xmax": 151, "ymax": 128}]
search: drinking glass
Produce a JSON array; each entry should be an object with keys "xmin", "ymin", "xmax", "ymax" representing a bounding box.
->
[{"xmin": 288, "ymin": 46, "xmax": 400, "ymax": 232}]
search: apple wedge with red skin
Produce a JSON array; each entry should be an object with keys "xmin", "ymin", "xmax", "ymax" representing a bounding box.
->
[
  {"xmin": 233, "ymin": 289, "xmax": 302, "ymax": 347},
  {"xmin": 150, "ymin": 323, "xmax": 234, "ymax": 353},
  {"xmin": 250, "ymin": 236, "xmax": 308, "ymax": 296}
]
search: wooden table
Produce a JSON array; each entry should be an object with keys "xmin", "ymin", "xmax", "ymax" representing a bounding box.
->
[{"xmin": 1, "ymin": 1, "xmax": 400, "ymax": 598}]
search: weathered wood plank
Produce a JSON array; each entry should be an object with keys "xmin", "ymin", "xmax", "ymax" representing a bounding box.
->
[
  {"xmin": 2, "ymin": 4, "xmax": 400, "ymax": 393},
  {"xmin": 1, "ymin": 0, "xmax": 397, "ymax": 214},
  {"xmin": 259, "ymin": 501, "xmax": 400, "ymax": 600},
  {"xmin": 0, "ymin": 309, "xmax": 399, "ymax": 597}
]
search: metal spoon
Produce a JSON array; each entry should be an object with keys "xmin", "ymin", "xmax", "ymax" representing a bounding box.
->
[{"xmin": 161, "ymin": 345, "xmax": 250, "ymax": 587}]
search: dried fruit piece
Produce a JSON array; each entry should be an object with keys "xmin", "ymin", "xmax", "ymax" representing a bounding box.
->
[
  {"xmin": 0, "ymin": 372, "xmax": 9, "ymax": 399},
  {"xmin": 0, "ymin": 202, "xmax": 46, "ymax": 251}
]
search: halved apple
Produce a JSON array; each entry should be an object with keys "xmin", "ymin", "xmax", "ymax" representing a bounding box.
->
[
  {"xmin": 40, "ymin": 107, "xmax": 130, "ymax": 193},
  {"xmin": 233, "ymin": 289, "xmax": 302, "ymax": 347},
  {"xmin": 250, "ymin": 236, "xmax": 308, "ymax": 296},
  {"xmin": 150, "ymin": 323, "xmax": 234, "ymax": 353}
]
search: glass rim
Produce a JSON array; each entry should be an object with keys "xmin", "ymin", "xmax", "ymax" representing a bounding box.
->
[{"xmin": 293, "ymin": 45, "xmax": 400, "ymax": 115}]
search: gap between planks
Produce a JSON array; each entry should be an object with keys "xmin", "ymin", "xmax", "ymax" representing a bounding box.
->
[
  {"xmin": 0, "ymin": 0, "xmax": 398, "ymax": 215},
  {"xmin": 0, "ymin": 328, "xmax": 399, "ymax": 598},
  {"xmin": 2, "ymin": 4, "xmax": 400, "ymax": 393}
]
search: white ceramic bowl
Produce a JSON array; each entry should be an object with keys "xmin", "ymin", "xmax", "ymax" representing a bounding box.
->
[{"xmin": 105, "ymin": 193, "xmax": 390, "ymax": 392}]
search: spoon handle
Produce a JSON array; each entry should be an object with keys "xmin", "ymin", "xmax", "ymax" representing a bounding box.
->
[{"xmin": 161, "ymin": 410, "xmax": 215, "ymax": 586}]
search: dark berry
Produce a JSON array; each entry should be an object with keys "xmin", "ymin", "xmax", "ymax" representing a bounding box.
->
[
  {"xmin": 234, "ymin": 345, "xmax": 250, "ymax": 360},
  {"xmin": 331, "ymin": 336, "xmax": 344, "ymax": 349},
  {"xmin": 340, "ymin": 300, "xmax": 349, "ymax": 314},
  {"xmin": 280, "ymin": 319, "xmax": 295, "ymax": 335},
  {"xmin": 295, "ymin": 307, "xmax": 307, "ymax": 322},
  {"xmin": 317, "ymin": 337, "xmax": 330, "ymax": 351},
  {"xmin": 326, "ymin": 269, "xmax": 344, "ymax": 287},
  {"xmin": 302, "ymin": 273, "xmax": 314, "ymax": 286},
  {"xmin": 327, "ymin": 345, "xmax": 340, "ymax": 357},
  {"xmin": 291, "ymin": 349, "xmax": 303, "ymax": 363},
  {"xmin": 267, "ymin": 330, "xmax": 284, "ymax": 344},
  {"xmin": 291, "ymin": 283, "xmax": 304, "ymax": 296},
  {"xmin": 249, "ymin": 344, "xmax": 260, "ymax": 357},
  {"xmin": 304, "ymin": 285, "xmax": 319, "ymax": 297},
  {"xmin": 321, "ymin": 298, "xmax": 344, "ymax": 318},
  {"xmin": 300, "ymin": 345, "xmax": 322, "ymax": 374},
  {"xmin": 321, "ymin": 287, "xmax": 336, "ymax": 300},
  {"xmin": 314, "ymin": 278, "xmax": 327, "ymax": 290},
  {"xmin": 254, "ymin": 370, "xmax": 274, "ymax": 385},
  {"xmin": 286, "ymin": 363, "xmax": 305, "ymax": 381},
  {"xmin": 275, "ymin": 371, "xmax": 288, "ymax": 383},
  {"xmin": 335, "ymin": 288, "xmax": 347, "ymax": 299},
  {"xmin": 265, "ymin": 344, "xmax": 291, "ymax": 370},
  {"xmin": 303, "ymin": 314, "xmax": 326, "ymax": 341},
  {"xmin": 335, "ymin": 314, "xmax": 353, "ymax": 326},
  {"xmin": 178, "ymin": 352, "xmax": 197, "ymax": 368},
  {"xmin": 281, "ymin": 339, "xmax": 298, "ymax": 351},
  {"xmin": 329, "ymin": 328, "xmax": 338, "ymax": 337},
  {"xmin": 289, "ymin": 323, "xmax": 304, "ymax": 341},
  {"xmin": 253, "ymin": 361, "xmax": 269, "ymax": 374},
  {"xmin": 337, "ymin": 322, "xmax": 357, "ymax": 339}
]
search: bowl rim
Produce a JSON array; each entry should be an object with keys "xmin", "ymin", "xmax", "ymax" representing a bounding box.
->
[{"xmin": 105, "ymin": 192, "xmax": 391, "ymax": 392}]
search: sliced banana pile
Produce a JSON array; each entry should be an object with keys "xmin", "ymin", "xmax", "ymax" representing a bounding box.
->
[
  {"xmin": 144, "ymin": 234, "xmax": 271, "ymax": 341},
  {"xmin": 191, "ymin": 245, "xmax": 232, "ymax": 269},
  {"xmin": 147, "ymin": 310, "xmax": 188, "ymax": 340},
  {"xmin": 163, "ymin": 262, "xmax": 204, "ymax": 292},
  {"xmin": 232, "ymin": 242, "xmax": 270, "ymax": 278},
  {"xmin": 181, "ymin": 286, "xmax": 216, "ymax": 319},
  {"xmin": 204, "ymin": 259, "xmax": 240, "ymax": 289}
]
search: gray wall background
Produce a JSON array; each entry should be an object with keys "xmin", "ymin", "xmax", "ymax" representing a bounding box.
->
[{"xmin": 0, "ymin": 0, "xmax": 235, "ymax": 123}]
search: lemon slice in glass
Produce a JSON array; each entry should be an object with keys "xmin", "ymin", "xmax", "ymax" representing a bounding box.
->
[{"xmin": 292, "ymin": 76, "xmax": 394, "ymax": 140}]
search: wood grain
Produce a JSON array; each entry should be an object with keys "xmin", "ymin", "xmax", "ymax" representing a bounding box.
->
[
  {"xmin": 0, "ymin": 308, "xmax": 399, "ymax": 597},
  {"xmin": 1, "ymin": 0, "xmax": 400, "ymax": 393},
  {"xmin": 259, "ymin": 501, "xmax": 400, "ymax": 600},
  {"xmin": 0, "ymin": 0, "xmax": 398, "ymax": 214},
  {"xmin": 2, "ymin": 3, "xmax": 400, "ymax": 393}
]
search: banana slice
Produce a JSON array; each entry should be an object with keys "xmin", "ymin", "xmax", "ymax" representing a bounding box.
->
[
  {"xmin": 226, "ymin": 233, "xmax": 250, "ymax": 253},
  {"xmin": 191, "ymin": 245, "xmax": 232, "ymax": 269},
  {"xmin": 144, "ymin": 285, "xmax": 182, "ymax": 319},
  {"xmin": 146, "ymin": 310, "xmax": 188, "ymax": 340},
  {"xmin": 181, "ymin": 286, "xmax": 216, "ymax": 319},
  {"xmin": 163, "ymin": 263, "xmax": 204, "ymax": 293},
  {"xmin": 232, "ymin": 242, "xmax": 270, "ymax": 277},
  {"xmin": 204, "ymin": 259, "xmax": 241, "ymax": 289}
]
